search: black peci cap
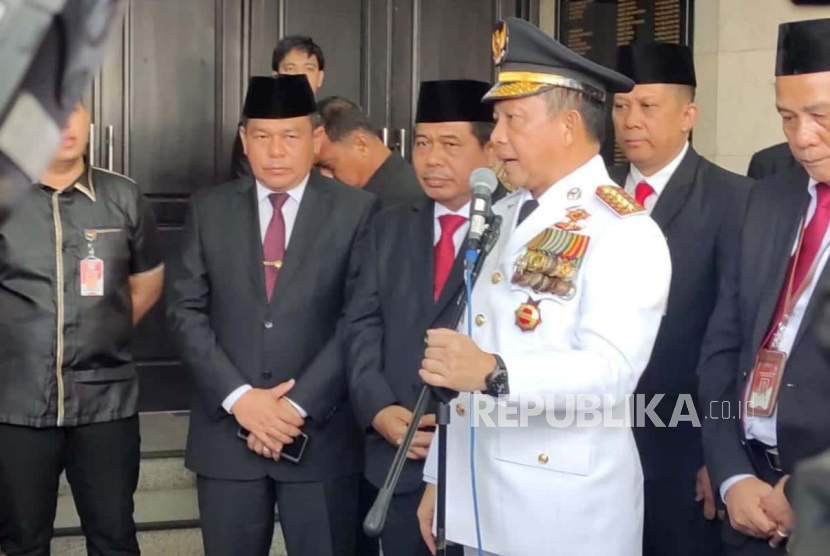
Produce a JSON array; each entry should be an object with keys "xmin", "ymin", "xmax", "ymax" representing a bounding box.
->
[
  {"xmin": 242, "ymin": 75, "xmax": 317, "ymax": 119},
  {"xmin": 415, "ymin": 80, "xmax": 493, "ymax": 123},
  {"xmin": 615, "ymin": 43, "xmax": 696, "ymax": 87},
  {"xmin": 776, "ymin": 18, "xmax": 830, "ymax": 77}
]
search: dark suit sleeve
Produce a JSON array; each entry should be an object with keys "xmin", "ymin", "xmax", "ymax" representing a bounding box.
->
[
  {"xmin": 747, "ymin": 152, "xmax": 764, "ymax": 180},
  {"xmin": 287, "ymin": 197, "xmax": 381, "ymax": 422},
  {"xmin": 165, "ymin": 197, "xmax": 249, "ymax": 411},
  {"xmin": 344, "ymin": 217, "xmax": 399, "ymax": 430},
  {"xmin": 698, "ymin": 181, "xmax": 756, "ymax": 497}
]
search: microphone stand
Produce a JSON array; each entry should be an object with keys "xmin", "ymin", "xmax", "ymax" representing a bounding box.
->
[{"xmin": 364, "ymin": 213, "xmax": 503, "ymax": 555}]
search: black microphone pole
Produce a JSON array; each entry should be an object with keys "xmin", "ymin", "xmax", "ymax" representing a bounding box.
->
[{"xmin": 364, "ymin": 213, "xmax": 502, "ymax": 556}]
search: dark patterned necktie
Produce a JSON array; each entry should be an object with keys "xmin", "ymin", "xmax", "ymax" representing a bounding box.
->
[{"xmin": 263, "ymin": 192, "xmax": 289, "ymax": 302}]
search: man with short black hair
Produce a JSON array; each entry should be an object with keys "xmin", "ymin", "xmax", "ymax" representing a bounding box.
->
[
  {"xmin": 231, "ymin": 35, "xmax": 326, "ymax": 179},
  {"xmin": 272, "ymin": 35, "xmax": 326, "ymax": 92},
  {"xmin": 317, "ymin": 96, "xmax": 423, "ymax": 208}
]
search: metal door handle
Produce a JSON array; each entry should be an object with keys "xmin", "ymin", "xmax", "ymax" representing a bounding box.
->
[
  {"xmin": 396, "ymin": 128, "xmax": 407, "ymax": 159},
  {"xmin": 380, "ymin": 127, "xmax": 390, "ymax": 148},
  {"xmin": 105, "ymin": 125, "xmax": 114, "ymax": 171},
  {"xmin": 88, "ymin": 123, "xmax": 96, "ymax": 167}
]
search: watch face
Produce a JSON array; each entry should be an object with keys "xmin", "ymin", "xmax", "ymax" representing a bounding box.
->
[{"xmin": 487, "ymin": 368, "xmax": 509, "ymax": 396}]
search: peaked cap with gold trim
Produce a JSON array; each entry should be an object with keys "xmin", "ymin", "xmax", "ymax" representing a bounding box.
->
[{"xmin": 485, "ymin": 18, "xmax": 635, "ymax": 103}]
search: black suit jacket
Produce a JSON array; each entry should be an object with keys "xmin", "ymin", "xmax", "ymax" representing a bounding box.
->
[
  {"xmin": 345, "ymin": 196, "xmax": 476, "ymax": 494},
  {"xmin": 699, "ymin": 163, "xmax": 830, "ymax": 496},
  {"xmin": 363, "ymin": 153, "xmax": 425, "ymax": 210},
  {"xmin": 166, "ymin": 172, "xmax": 378, "ymax": 481},
  {"xmin": 747, "ymin": 142, "xmax": 797, "ymax": 180},
  {"xmin": 610, "ymin": 147, "xmax": 752, "ymax": 480}
]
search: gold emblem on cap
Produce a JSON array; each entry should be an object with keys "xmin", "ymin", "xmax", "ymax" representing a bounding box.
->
[{"xmin": 492, "ymin": 21, "xmax": 508, "ymax": 65}]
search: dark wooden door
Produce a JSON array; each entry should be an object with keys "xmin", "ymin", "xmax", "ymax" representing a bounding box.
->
[{"xmin": 88, "ymin": 0, "xmax": 537, "ymax": 412}]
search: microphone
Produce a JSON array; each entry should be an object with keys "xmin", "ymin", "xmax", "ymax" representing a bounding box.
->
[{"xmin": 466, "ymin": 167, "xmax": 499, "ymax": 253}]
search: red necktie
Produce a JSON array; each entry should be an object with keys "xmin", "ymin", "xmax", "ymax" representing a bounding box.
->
[
  {"xmin": 635, "ymin": 181, "xmax": 655, "ymax": 206},
  {"xmin": 433, "ymin": 214, "xmax": 467, "ymax": 301},
  {"xmin": 764, "ymin": 182, "xmax": 830, "ymax": 346},
  {"xmin": 263, "ymin": 193, "xmax": 289, "ymax": 302}
]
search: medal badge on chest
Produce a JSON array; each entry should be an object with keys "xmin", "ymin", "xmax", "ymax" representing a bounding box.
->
[
  {"xmin": 555, "ymin": 207, "xmax": 590, "ymax": 231},
  {"xmin": 511, "ymin": 226, "xmax": 591, "ymax": 330},
  {"xmin": 515, "ymin": 297, "xmax": 542, "ymax": 331}
]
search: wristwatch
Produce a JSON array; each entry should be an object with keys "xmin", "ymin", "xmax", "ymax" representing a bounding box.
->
[{"xmin": 484, "ymin": 354, "xmax": 509, "ymax": 396}]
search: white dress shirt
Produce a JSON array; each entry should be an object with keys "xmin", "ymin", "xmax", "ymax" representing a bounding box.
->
[
  {"xmin": 624, "ymin": 142, "xmax": 689, "ymax": 214},
  {"xmin": 721, "ymin": 177, "xmax": 830, "ymax": 501},
  {"xmin": 222, "ymin": 174, "xmax": 311, "ymax": 416},
  {"xmin": 433, "ymin": 200, "xmax": 471, "ymax": 255}
]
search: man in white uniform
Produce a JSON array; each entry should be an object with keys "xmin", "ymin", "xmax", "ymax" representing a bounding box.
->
[{"xmin": 416, "ymin": 18, "xmax": 672, "ymax": 556}]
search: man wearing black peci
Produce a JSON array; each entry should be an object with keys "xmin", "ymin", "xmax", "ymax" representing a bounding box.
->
[
  {"xmin": 345, "ymin": 79, "xmax": 503, "ymax": 556},
  {"xmin": 167, "ymin": 74, "xmax": 377, "ymax": 556}
]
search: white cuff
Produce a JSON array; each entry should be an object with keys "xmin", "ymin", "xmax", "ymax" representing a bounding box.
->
[
  {"xmin": 720, "ymin": 474, "xmax": 755, "ymax": 503},
  {"xmin": 222, "ymin": 385, "xmax": 252, "ymax": 414},
  {"xmin": 285, "ymin": 397, "xmax": 308, "ymax": 418}
]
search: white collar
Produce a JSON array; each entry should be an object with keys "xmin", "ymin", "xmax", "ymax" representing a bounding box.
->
[
  {"xmin": 808, "ymin": 177, "xmax": 821, "ymax": 199},
  {"xmin": 629, "ymin": 142, "xmax": 689, "ymax": 196},
  {"xmin": 434, "ymin": 200, "xmax": 472, "ymax": 220},
  {"xmin": 522, "ymin": 154, "xmax": 609, "ymax": 207},
  {"xmin": 256, "ymin": 172, "xmax": 310, "ymax": 204}
]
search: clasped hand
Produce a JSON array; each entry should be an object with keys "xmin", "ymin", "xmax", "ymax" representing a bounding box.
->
[{"xmin": 231, "ymin": 379, "xmax": 305, "ymax": 462}]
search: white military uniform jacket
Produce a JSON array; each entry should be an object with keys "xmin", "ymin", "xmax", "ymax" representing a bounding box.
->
[{"xmin": 424, "ymin": 155, "xmax": 672, "ymax": 556}]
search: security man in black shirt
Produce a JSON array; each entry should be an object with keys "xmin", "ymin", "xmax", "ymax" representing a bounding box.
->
[{"xmin": 0, "ymin": 102, "xmax": 164, "ymax": 556}]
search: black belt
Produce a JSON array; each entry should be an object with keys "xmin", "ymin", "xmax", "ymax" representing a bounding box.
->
[{"xmin": 748, "ymin": 440, "xmax": 784, "ymax": 475}]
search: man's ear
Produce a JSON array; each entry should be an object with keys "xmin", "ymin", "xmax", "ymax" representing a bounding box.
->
[
  {"xmin": 239, "ymin": 126, "xmax": 248, "ymax": 156},
  {"xmin": 352, "ymin": 131, "xmax": 371, "ymax": 155},
  {"xmin": 681, "ymin": 102, "xmax": 699, "ymax": 135},
  {"xmin": 312, "ymin": 124, "xmax": 325, "ymax": 156},
  {"xmin": 316, "ymin": 70, "xmax": 326, "ymax": 91}
]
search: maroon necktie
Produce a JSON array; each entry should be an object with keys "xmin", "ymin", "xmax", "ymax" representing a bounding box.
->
[
  {"xmin": 764, "ymin": 182, "xmax": 830, "ymax": 346},
  {"xmin": 263, "ymin": 193, "xmax": 289, "ymax": 302},
  {"xmin": 433, "ymin": 214, "xmax": 467, "ymax": 301},
  {"xmin": 635, "ymin": 181, "xmax": 655, "ymax": 206}
]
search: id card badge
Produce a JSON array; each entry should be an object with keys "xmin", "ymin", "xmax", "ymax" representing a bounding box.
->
[
  {"xmin": 80, "ymin": 256, "xmax": 105, "ymax": 297},
  {"xmin": 746, "ymin": 348, "xmax": 787, "ymax": 418}
]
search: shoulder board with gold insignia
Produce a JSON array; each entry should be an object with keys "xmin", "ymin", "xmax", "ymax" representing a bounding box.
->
[{"xmin": 595, "ymin": 185, "xmax": 645, "ymax": 217}]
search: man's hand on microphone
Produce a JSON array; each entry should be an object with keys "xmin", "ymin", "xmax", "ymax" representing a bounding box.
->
[{"xmin": 419, "ymin": 328, "xmax": 494, "ymax": 392}]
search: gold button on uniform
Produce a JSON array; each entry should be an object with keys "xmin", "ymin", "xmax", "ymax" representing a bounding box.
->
[
  {"xmin": 538, "ymin": 453, "xmax": 549, "ymax": 465},
  {"xmin": 475, "ymin": 314, "xmax": 486, "ymax": 326},
  {"xmin": 456, "ymin": 404, "xmax": 466, "ymax": 416},
  {"xmin": 491, "ymin": 271, "xmax": 502, "ymax": 284}
]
